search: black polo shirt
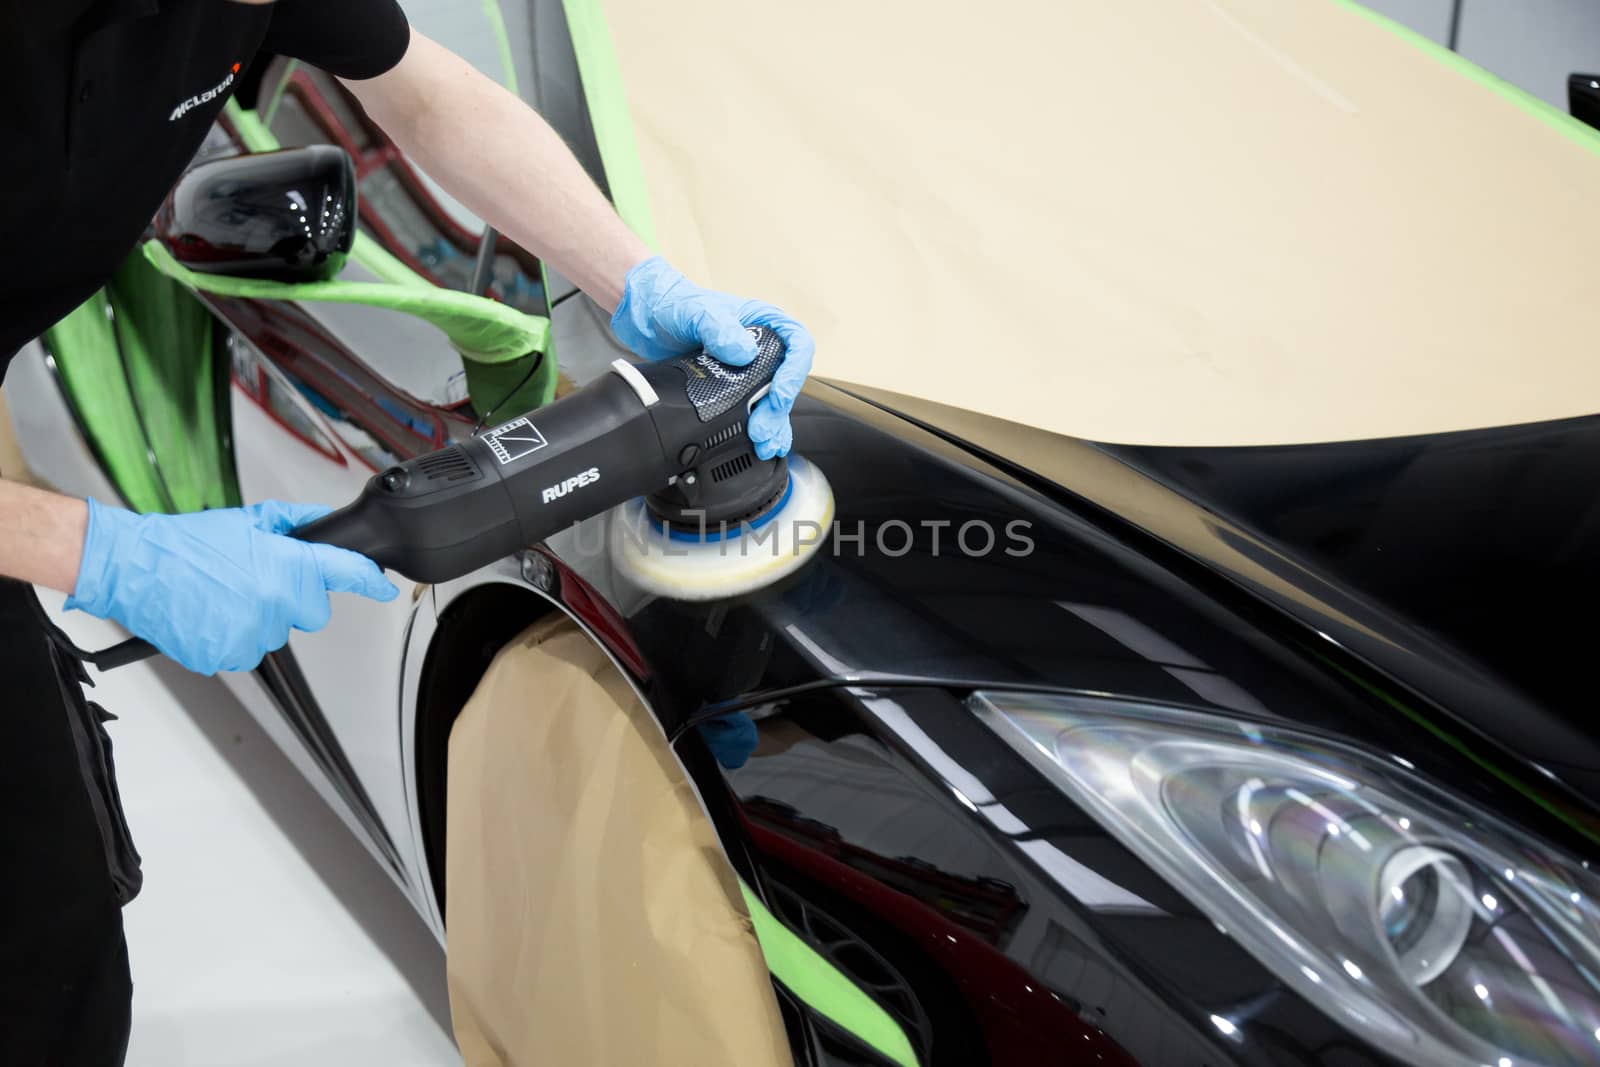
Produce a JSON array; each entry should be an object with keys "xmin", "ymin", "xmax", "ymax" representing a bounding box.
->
[{"xmin": 0, "ymin": 0, "xmax": 411, "ymax": 375}]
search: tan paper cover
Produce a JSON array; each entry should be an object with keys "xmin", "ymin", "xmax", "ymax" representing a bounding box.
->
[
  {"xmin": 601, "ymin": 0, "xmax": 1600, "ymax": 445},
  {"xmin": 445, "ymin": 616, "xmax": 791, "ymax": 1067}
]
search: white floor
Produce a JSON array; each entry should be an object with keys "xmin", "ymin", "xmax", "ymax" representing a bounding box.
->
[{"xmin": 39, "ymin": 591, "xmax": 461, "ymax": 1067}]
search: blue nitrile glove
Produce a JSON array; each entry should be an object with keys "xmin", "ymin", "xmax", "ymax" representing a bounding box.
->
[
  {"xmin": 610, "ymin": 255, "xmax": 815, "ymax": 460},
  {"xmin": 66, "ymin": 499, "xmax": 399, "ymax": 676},
  {"xmin": 698, "ymin": 712, "xmax": 759, "ymax": 770}
]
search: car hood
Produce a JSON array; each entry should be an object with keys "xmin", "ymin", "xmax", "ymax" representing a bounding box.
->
[{"xmin": 597, "ymin": 0, "xmax": 1600, "ymax": 446}]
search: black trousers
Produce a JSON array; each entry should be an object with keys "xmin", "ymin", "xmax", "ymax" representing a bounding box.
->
[{"xmin": 0, "ymin": 579, "xmax": 136, "ymax": 1066}]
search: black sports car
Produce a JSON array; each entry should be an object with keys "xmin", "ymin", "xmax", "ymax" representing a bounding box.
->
[{"xmin": 9, "ymin": 1, "xmax": 1600, "ymax": 1064}]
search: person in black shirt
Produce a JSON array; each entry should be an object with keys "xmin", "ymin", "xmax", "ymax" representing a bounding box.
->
[{"xmin": 0, "ymin": 2, "xmax": 814, "ymax": 1061}]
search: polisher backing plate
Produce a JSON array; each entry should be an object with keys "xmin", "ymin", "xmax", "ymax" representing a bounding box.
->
[{"xmin": 607, "ymin": 455, "xmax": 835, "ymax": 601}]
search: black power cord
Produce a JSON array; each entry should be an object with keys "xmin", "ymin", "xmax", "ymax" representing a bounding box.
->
[
  {"xmin": 464, "ymin": 225, "xmax": 564, "ymax": 435},
  {"xmin": 22, "ymin": 584, "xmax": 142, "ymax": 677},
  {"xmin": 470, "ymin": 349, "xmax": 546, "ymax": 435}
]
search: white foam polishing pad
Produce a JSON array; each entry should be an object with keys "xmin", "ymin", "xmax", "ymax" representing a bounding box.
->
[{"xmin": 607, "ymin": 455, "xmax": 835, "ymax": 601}]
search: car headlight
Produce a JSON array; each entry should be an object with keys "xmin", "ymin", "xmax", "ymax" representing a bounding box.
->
[{"xmin": 970, "ymin": 691, "xmax": 1600, "ymax": 1067}]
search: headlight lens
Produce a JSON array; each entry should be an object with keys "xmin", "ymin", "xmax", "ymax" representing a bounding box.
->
[{"xmin": 970, "ymin": 691, "xmax": 1600, "ymax": 1067}]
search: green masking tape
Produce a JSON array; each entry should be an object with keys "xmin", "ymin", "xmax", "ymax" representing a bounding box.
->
[
  {"xmin": 1333, "ymin": 0, "xmax": 1600, "ymax": 158},
  {"xmin": 558, "ymin": 0, "xmax": 658, "ymax": 247},
  {"xmin": 741, "ymin": 882, "xmax": 919, "ymax": 1067},
  {"xmin": 141, "ymin": 241, "xmax": 551, "ymax": 368}
]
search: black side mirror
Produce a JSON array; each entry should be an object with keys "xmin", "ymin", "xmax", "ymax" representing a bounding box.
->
[
  {"xmin": 1570, "ymin": 73, "xmax": 1600, "ymax": 133},
  {"xmin": 153, "ymin": 145, "xmax": 357, "ymax": 283}
]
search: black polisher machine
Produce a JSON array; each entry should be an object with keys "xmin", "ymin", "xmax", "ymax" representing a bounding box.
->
[{"xmin": 96, "ymin": 326, "xmax": 834, "ymax": 668}]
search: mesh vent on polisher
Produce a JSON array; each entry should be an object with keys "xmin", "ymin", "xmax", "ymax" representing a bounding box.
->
[
  {"xmin": 711, "ymin": 453, "xmax": 753, "ymax": 483},
  {"xmin": 416, "ymin": 446, "xmax": 478, "ymax": 483}
]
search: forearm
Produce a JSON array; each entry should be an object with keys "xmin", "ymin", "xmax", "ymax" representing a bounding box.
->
[
  {"xmin": 0, "ymin": 479, "xmax": 87, "ymax": 593},
  {"xmin": 346, "ymin": 32, "xmax": 650, "ymax": 312}
]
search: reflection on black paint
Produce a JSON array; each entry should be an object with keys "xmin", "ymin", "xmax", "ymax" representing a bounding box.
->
[
  {"xmin": 723, "ymin": 690, "xmax": 1189, "ymax": 1067},
  {"xmin": 1106, "ymin": 417, "xmax": 1600, "ymax": 785},
  {"xmin": 743, "ymin": 793, "xmax": 1027, "ymax": 944}
]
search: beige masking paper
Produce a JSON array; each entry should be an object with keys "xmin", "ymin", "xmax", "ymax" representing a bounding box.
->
[
  {"xmin": 445, "ymin": 616, "xmax": 792, "ymax": 1067},
  {"xmin": 600, "ymin": 0, "xmax": 1600, "ymax": 445}
]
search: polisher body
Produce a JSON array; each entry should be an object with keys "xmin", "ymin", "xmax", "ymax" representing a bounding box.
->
[{"xmin": 296, "ymin": 326, "xmax": 797, "ymax": 583}]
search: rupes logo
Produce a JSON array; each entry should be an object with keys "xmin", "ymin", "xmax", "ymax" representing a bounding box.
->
[
  {"xmin": 542, "ymin": 467, "xmax": 601, "ymax": 503},
  {"xmin": 168, "ymin": 63, "xmax": 240, "ymax": 122}
]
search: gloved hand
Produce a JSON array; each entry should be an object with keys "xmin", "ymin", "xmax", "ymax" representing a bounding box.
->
[
  {"xmin": 66, "ymin": 499, "xmax": 399, "ymax": 676},
  {"xmin": 698, "ymin": 712, "xmax": 759, "ymax": 771},
  {"xmin": 610, "ymin": 255, "xmax": 815, "ymax": 459}
]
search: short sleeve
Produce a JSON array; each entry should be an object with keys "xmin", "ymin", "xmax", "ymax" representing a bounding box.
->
[{"xmin": 261, "ymin": 0, "xmax": 411, "ymax": 81}]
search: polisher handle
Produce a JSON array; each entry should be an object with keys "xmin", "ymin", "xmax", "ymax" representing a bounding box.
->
[{"xmin": 71, "ymin": 517, "xmax": 362, "ymax": 670}]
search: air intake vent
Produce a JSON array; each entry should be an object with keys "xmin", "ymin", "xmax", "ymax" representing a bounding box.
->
[
  {"xmin": 416, "ymin": 445, "xmax": 478, "ymax": 483},
  {"xmin": 710, "ymin": 452, "xmax": 753, "ymax": 483},
  {"xmin": 704, "ymin": 421, "xmax": 744, "ymax": 450}
]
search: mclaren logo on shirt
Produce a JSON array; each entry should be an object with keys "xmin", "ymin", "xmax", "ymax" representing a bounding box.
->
[{"xmin": 168, "ymin": 62, "xmax": 240, "ymax": 122}]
